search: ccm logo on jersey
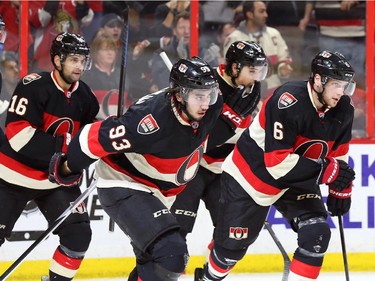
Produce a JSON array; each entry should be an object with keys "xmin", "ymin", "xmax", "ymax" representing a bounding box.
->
[
  {"xmin": 229, "ymin": 227, "xmax": 248, "ymax": 240},
  {"xmin": 278, "ymin": 92, "xmax": 298, "ymax": 109},
  {"xmin": 137, "ymin": 114, "xmax": 160, "ymax": 135},
  {"xmin": 23, "ymin": 73, "xmax": 42, "ymax": 85}
]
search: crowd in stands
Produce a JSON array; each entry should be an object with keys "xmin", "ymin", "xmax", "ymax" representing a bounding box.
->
[{"xmin": 0, "ymin": 0, "xmax": 370, "ymax": 136}]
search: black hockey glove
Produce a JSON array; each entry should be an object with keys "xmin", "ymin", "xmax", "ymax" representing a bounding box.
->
[
  {"xmin": 327, "ymin": 184, "xmax": 352, "ymax": 216},
  {"xmin": 319, "ymin": 157, "xmax": 355, "ymax": 191},
  {"xmin": 226, "ymin": 85, "xmax": 261, "ymax": 118},
  {"xmin": 49, "ymin": 153, "xmax": 82, "ymax": 187}
]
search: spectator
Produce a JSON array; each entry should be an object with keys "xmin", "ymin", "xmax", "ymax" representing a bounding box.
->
[
  {"xmin": 151, "ymin": 11, "xmax": 218, "ymax": 90},
  {"xmin": 224, "ymin": 1, "xmax": 293, "ymax": 99},
  {"xmin": 0, "ymin": 51, "xmax": 19, "ymax": 128},
  {"xmin": 97, "ymin": 13, "xmax": 123, "ymax": 45},
  {"xmin": 299, "ymin": 1, "xmax": 366, "ymax": 88},
  {"xmin": 32, "ymin": 9, "xmax": 80, "ymax": 72},
  {"xmin": 0, "ymin": 14, "xmax": 7, "ymax": 143},
  {"xmin": 82, "ymin": 34, "xmax": 122, "ymax": 119},
  {"xmin": 148, "ymin": 0, "xmax": 204, "ymax": 40},
  {"xmin": 266, "ymin": 1, "xmax": 307, "ymax": 79}
]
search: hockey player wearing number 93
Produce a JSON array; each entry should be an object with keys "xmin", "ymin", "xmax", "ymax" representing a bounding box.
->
[
  {"xmin": 49, "ymin": 57, "xmax": 224, "ymax": 280},
  {"xmin": 0, "ymin": 32, "xmax": 99, "ymax": 280},
  {"xmin": 197, "ymin": 51, "xmax": 356, "ymax": 281}
]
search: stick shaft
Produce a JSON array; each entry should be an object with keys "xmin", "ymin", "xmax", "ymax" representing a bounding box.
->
[{"xmin": 338, "ymin": 215, "xmax": 350, "ymax": 281}]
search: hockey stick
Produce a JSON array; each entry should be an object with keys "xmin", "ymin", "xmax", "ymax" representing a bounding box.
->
[
  {"xmin": 264, "ymin": 220, "xmax": 291, "ymax": 281},
  {"xmin": 109, "ymin": 5, "xmax": 130, "ymax": 232},
  {"xmin": 0, "ymin": 180, "xmax": 97, "ymax": 281},
  {"xmin": 338, "ymin": 215, "xmax": 350, "ymax": 281}
]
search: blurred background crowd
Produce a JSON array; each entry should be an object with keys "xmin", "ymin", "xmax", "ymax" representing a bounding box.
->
[{"xmin": 0, "ymin": 0, "xmax": 372, "ymax": 138}]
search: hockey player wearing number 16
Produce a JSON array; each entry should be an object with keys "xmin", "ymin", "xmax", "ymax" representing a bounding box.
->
[
  {"xmin": 196, "ymin": 51, "xmax": 356, "ymax": 281},
  {"xmin": 49, "ymin": 57, "xmax": 224, "ymax": 281},
  {"xmin": 170, "ymin": 40, "xmax": 267, "ymax": 239},
  {"xmin": 0, "ymin": 32, "xmax": 99, "ymax": 280}
]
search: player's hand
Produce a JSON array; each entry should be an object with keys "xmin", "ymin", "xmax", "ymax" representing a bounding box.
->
[
  {"xmin": 226, "ymin": 84, "xmax": 261, "ymax": 118},
  {"xmin": 319, "ymin": 157, "xmax": 355, "ymax": 191},
  {"xmin": 327, "ymin": 184, "xmax": 352, "ymax": 216},
  {"xmin": 49, "ymin": 153, "xmax": 82, "ymax": 187}
]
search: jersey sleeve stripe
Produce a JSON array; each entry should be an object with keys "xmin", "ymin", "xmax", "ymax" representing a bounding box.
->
[
  {"xmin": 80, "ymin": 122, "xmax": 102, "ymax": 159},
  {"xmin": 7, "ymin": 121, "xmax": 36, "ymax": 152}
]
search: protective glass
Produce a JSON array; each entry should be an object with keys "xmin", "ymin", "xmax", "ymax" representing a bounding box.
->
[
  {"xmin": 326, "ymin": 79, "xmax": 356, "ymax": 96},
  {"xmin": 62, "ymin": 53, "xmax": 92, "ymax": 71},
  {"xmin": 182, "ymin": 84, "xmax": 220, "ymax": 106}
]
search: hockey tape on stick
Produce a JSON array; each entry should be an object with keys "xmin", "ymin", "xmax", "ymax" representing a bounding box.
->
[
  {"xmin": 160, "ymin": 51, "xmax": 173, "ymax": 71},
  {"xmin": 264, "ymin": 220, "xmax": 291, "ymax": 281},
  {"xmin": 0, "ymin": 180, "xmax": 97, "ymax": 281}
]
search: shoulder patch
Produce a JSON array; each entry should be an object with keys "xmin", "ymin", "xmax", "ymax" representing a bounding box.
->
[
  {"xmin": 278, "ymin": 92, "xmax": 298, "ymax": 109},
  {"xmin": 137, "ymin": 114, "xmax": 160, "ymax": 135},
  {"xmin": 22, "ymin": 73, "xmax": 42, "ymax": 85}
]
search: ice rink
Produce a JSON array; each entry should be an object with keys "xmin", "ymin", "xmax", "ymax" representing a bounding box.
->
[{"xmin": 76, "ymin": 271, "xmax": 375, "ymax": 281}]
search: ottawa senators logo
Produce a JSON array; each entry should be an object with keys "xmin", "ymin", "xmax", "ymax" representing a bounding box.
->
[
  {"xmin": 278, "ymin": 92, "xmax": 298, "ymax": 109},
  {"xmin": 22, "ymin": 73, "xmax": 42, "ymax": 85},
  {"xmin": 137, "ymin": 114, "xmax": 160, "ymax": 135},
  {"xmin": 229, "ymin": 227, "xmax": 248, "ymax": 240}
]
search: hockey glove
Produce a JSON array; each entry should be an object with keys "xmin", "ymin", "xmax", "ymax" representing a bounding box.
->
[
  {"xmin": 319, "ymin": 157, "xmax": 355, "ymax": 191},
  {"xmin": 327, "ymin": 184, "xmax": 352, "ymax": 216},
  {"xmin": 49, "ymin": 153, "xmax": 82, "ymax": 187},
  {"xmin": 226, "ymin": 85, "xmax": 260, "ymax": 118}
]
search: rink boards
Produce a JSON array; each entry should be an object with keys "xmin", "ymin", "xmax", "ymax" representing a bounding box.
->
[{"xmin": 0, "ymin": 143, "xmax": 374, "ymax": 279}]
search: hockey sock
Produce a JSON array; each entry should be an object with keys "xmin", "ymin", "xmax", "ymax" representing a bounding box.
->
[{"xmin": 49, "ymin": 247, "xmax": 83, "ymax": 280}]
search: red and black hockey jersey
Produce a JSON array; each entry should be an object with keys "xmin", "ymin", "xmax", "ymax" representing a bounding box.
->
[
  {"xmin": 222, "ymin": 80, "xmax": 354, "ymax": 206},
  {"xmin": 66, "ymin": 90, "xmax": 223, "ymax": 197},
  {"xmin": 201, "ymin": 66, "xmax": 253, "ymax": 174},
  {"xmin": 0, "ymin": 71, "xmax": 99, "ymax": 189}
]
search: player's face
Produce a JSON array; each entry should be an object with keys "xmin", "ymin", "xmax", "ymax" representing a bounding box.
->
[
  {"xmin": 61, "ymin": 54, "xmax": 87, "ymax": 83},
  {"xmin": 182, "ymin": 89, "xmax": 213, "ymax": 121},
  {"xmin": 236, "ymin": 65, "xmax": 267, "ymax": 86},
  {"xmin": 323, "ymin": 79, "xmax": 351, "ymax": 107}
]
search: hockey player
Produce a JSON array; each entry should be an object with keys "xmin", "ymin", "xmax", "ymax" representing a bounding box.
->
[
  {"xmin": 196, "ymin": 51, "xmax": 356, "ymax": 281},
  {"xmin": 0, "ymin": 32, "xmax": 99, "ymax": 280},
  {"xmin": 0, "ymin": 14, "xmax": 7, "ymax": 144},
  {"xmin": 170, "ymin": 41, "xmax": 267, "ymax": 239},
  {"xmin": 49, "ymin": 57, "xmax": 223, "ymax": 281}
]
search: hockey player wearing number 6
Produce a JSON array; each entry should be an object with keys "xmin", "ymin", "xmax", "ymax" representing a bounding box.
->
[
  {"xmin": 49, "ymin": 57, "xmax": 224, "ymax": 281},
  {"xmin": 0, "ymin": 32, "xmax": 99, "ymax": 280},
  {"xmin": 170, "ymin": 41, "xmax": 267, "ymax": 240},
  {"xmin": 195, "ymin": 51, "xmax": 356, "ymax": 281}
]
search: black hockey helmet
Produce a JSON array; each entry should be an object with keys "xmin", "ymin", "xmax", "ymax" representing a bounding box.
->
[
  {"xmin": 225, "ymin": 40, "xmax": 268, "ymax": 80},
  {"xmin": 50, "ymin": 32, "xmax": 91, "ymax": 70},
  {"xmin": 170, "ymin": 56, "xmax": 219, "ymax": 105},
  {"xmin": 0, "ymin": 15, "xmax": 7, "ymax": 44},
  {"xmin": 310, "ymin": 50, "xmax": 355, "ymax": 96},
  {"xmin": 311, "ymin": 50, "xmax": 355, "ymax": 82}
]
